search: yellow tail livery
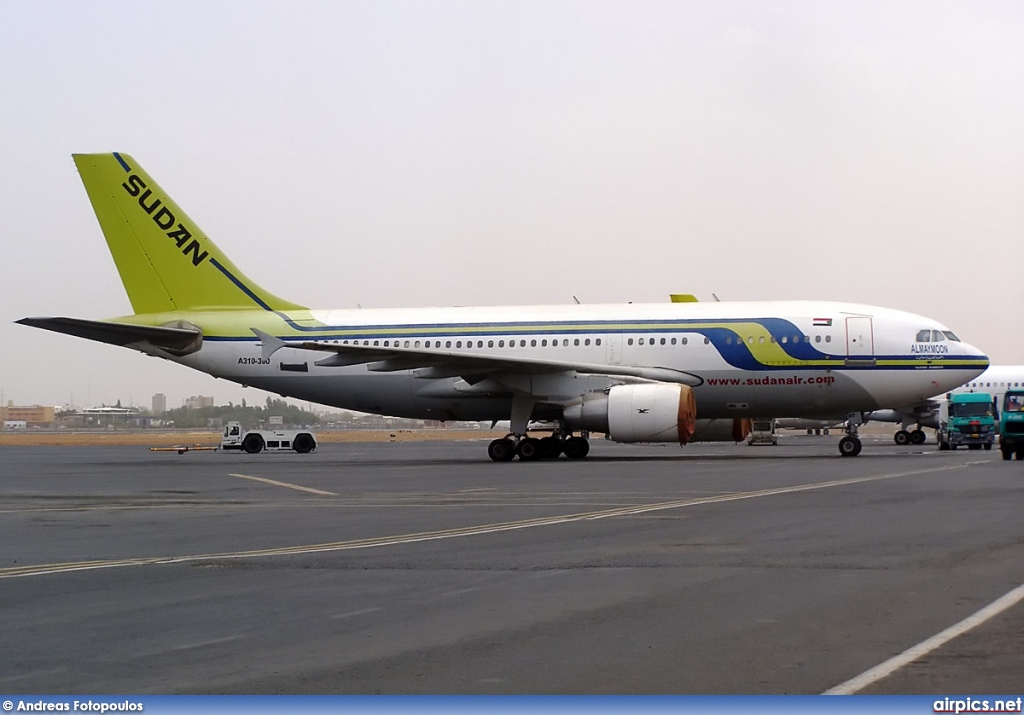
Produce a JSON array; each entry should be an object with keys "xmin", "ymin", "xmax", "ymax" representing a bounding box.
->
[{"xmin": 73, "ymin": 152, "xmax": 305, "ymax": 314}]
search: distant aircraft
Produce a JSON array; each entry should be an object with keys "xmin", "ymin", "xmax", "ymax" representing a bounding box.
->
[
  {"xmin": 865, "ymin": 365, "xmax": 1024, "ymax": 444},
  {"xmin": 17, "ymin": 153, "xmax": 989, "ymax": 460}
]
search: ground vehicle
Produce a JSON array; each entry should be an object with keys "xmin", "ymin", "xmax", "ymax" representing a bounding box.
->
[
  {"xmin": 747, "ymin": 419, "xmax": 778, "ymax": 445},
  {"xmin": 937, "ymin": 392, "xmax": 996, "ymax": 451},
  {"xmin": 220, "ymin": 421, "xmax": 317, "ymax": 454},
  {"xmin": 998, "ymin": 390, "xmax": 1024, "ymax": 460}
]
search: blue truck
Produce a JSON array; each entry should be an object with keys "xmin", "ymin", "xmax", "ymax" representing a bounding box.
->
[
  {"xmin": 999, "ymin": 390, "xmax": 1024, "ymax": 460},
  {"xmin": 937, "ymin": 392, "xmax": 996, "ymax": 451}
]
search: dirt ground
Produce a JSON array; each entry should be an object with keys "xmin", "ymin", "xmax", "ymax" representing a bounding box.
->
[{"xmin": 0, "ymin": 429, "xmax": 506, "ymax": 447}]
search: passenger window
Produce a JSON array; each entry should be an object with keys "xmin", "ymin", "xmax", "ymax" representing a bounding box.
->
[
  {"xmin": 661, "ymin": 338, "xmax": 666, "ymax": 345},
  {"xmin": 726, "ymin": 337, "xmax": 732, "ymax": 345},
  {"xmin": 704, "ymin": 337, "xmax": 709, "ymax": 345},
  {"xmin": 759, "ymin": 336, "xmax": 765, "ymax": 344},
  {"xmin": 542, "ymin": 339, "xmax": 548, "ymax": 347},
  {"xmin": 456, "ymin": 341, "xmax": 462, "ymax": 348},
  {"xmin": 446, "ymin": 341, "xmax": 452, "ymax": 348},
  {"xmin": 671, "ymin": 338, "xmax": 677, "ymax": 345},
  {"xmin": 682, "ymin": 337, "xmax": 688, "ymax": 345},
  {"xmin": 596, "ymin": 338, "xmax": 601, "ymax": 346},
  {"xmin": 825, "ymin": 335, "xmax": 831, "ymax": 343},
  {"xmin": 628, "ymin": 338, "xmax": 634, "ymax": 345},
  {"xmin": 531, "ymin": 339, "xmax": 537, "ymax": 347},
  {"xmin": 574, "ymin": 339, "xmax": 579, "ymax": 346},
  {"xmin": 815, "ymin": 335, "xmax": 821, "ymax": 343},
  {"xmin": 747, "ymin": 336, "xmax": 754, "ymax": 345},
  {"xmin": 781, "ymin": 336, "xmax": 788, "ymax": 344},
  {"xmin": 639, "ymin": 338, "xmax": 644, "ymax": 345},
  {"xmin": 585, "ymin": 338, "xmax": 591, "ymax": 346},
  {"xmin": 488, "ymin": 340, "xmax": 494, "ymax": 348}
]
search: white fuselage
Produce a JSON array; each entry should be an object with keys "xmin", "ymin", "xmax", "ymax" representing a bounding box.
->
[{"xmin": 164, "ymin": 300, "xmax": 987, "ymax": 423}]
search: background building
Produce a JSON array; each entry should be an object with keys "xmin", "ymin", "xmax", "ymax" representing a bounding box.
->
[
  {"xmin": 184, "ymin": 395, "xmax": 214, "ymax": 409},
  {"xmin": 0, "ymin": 402, "xmax": 55, "ymax": 427},
  {"xmin": 152, "ymin": 393, "xmax": 167, "ymax": 414}
]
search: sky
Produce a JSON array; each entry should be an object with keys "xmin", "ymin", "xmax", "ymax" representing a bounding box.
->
[{"xmin": 1, "ymin": 0, "xmax": 1022, "ymax": 410}]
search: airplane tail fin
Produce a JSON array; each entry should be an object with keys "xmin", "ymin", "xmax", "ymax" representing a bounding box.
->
[{"xmin": 73, "ymin": 153, "xmax": 306, "ymax": 315}]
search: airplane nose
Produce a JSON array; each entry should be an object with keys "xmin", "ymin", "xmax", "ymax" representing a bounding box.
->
[{"xmin": 958, "ymin": 341, "xmax": 990, "ymax": 372}]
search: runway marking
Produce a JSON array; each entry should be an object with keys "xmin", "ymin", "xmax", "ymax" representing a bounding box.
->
[
  {"xmin": 0, "ymin": 461, "xmax": 980, "ymax": 580},
  {"xmin": 329, "ymin": 607, "xmax": 383, "ymax": 620},
  {"xmin": 229, "ymin": 473, "xmax": 337, "ymax": 496},
  {"xmin": 824, "ymin": 580, "xmax": 1024, "ymax": 694}
]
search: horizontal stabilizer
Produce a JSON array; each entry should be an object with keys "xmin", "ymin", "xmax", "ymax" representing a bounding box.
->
[{"xmin": 17, "ymin": 317, "xmax": 202, "ymax": 355}]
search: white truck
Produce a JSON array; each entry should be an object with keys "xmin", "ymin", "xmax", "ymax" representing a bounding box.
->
[
  {"xmin": 747, "ymin": 418, "xmax": 778, "ymax": 446},
  {"xmin": 220, "ymin": 421, "xmax": 317, "ymax": 454}
]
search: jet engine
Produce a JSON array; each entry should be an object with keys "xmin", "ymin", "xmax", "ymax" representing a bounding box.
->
[
  {"xmin": 690, "ymin": 418, "xmax": 752, "ymax": 443},
  {"xmin": 563, "ymin": 384, "xmax": 697, "ymax": 444}
]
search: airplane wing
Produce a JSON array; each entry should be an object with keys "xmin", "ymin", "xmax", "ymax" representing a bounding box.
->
[
  {"xmin": 252, "ymin": 329, "xmax": 703, "ymax": 387},
  {"xmin": 17, "ymin": 317, "xmax": 202, "ymax": 355}
]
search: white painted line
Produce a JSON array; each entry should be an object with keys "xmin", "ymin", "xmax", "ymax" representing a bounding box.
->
[
  {"xmin": 329, "ymin": 607, "xmax": 383, "ymax": 620},
  {"xmin": 229, "ymin": 472, "xmax": 336, "ymax": 496},
  {"xmin": 824, "ymin": 580, "xmax": 1024, "ymax": 694}
]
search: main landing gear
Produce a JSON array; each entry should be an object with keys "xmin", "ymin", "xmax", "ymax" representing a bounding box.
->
[
  {"xmin": 489, "ymin": 395, "xmax": 592, "ymax": 462},
  {"xmin": 487, "ymin": 433, "xmax": 591, "ymax": 462},
  {"xmin": 838, "ymin": 412, "xmax": 864, "ymax": 457},
  {"xmin": 894, "ymin": 428, "xmax": 927, "ymax": 445}
]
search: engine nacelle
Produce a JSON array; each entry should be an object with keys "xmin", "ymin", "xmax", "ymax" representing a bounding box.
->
[
  {"xmin": 690, "ymin": 418, "xmax": 752, "ymax": 443},
  {"xmin": 563, "ymin": 384, "xmax": 697, "ymax": 444}
]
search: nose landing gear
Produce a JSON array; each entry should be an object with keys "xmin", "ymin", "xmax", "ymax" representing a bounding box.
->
[{"xmin": 839, "ymin": 413, "xmax": 864, "ymax": 457}]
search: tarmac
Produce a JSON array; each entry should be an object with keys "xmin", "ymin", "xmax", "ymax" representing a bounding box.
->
[{"xmin": 1, "ymin": 434, "xmax": 1021, "ymax": 694}]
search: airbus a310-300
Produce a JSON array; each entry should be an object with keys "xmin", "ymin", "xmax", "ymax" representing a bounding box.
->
[{"xmin": 17, "ymin": 153, "xmax": 989, "ymax": 460}]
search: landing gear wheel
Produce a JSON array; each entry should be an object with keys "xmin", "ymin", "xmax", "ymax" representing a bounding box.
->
[
  {"xmin": 894, "ymin": 430, "xmax": 910, "ymax": 446},
  {"xmin": 516, "ymin": 438, "xmax": 542, "ymax": 461},
  {"xmin": 242, "ymin": 434, "xmax": 264, "ymax": 454},
  {"xmin": 839, "ymin": 436, "xmax": 862, "ymax": 457},
  {"xmin": 910, "ymin": 429, "xmax": 926, "ymax": 445},
  {"xmin": 563, "ymin": 436, "xmax": 590, "ymax": 459},
  {"xmin": 487, "ymin": 438, "xmax": 516, "ymax": 462},
  {"xmin": 538, "ymin": 437, "xmax": 562, "ymax": 459},
  {"xmin": 1001, "ymin": 448, "xmax": 1012, "ymax": 461},
  {"xmin": 983, "ymin": 443, "xmax": 992, "ymax": 451}
]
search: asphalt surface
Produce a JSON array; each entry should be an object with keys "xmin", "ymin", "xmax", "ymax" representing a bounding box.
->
[{"xmin": 0, "ymin": 435, "xmax": 1021, "ymax": 694}]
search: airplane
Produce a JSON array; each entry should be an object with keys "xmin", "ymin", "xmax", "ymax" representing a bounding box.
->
[{"xmin": 16, "ymin": 153, "xmax": 990, "ymax": 461}]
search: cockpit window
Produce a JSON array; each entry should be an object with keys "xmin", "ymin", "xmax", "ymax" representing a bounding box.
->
[
  {"xmin": 915, "ymin": 329, "xmax": 931, "ymax": 342},
  {"xmin": 931, "ymin": 330, "xmax": 946, "ymax": 342},
  {"xmin": 942, "ymin": 330, "xmax": 960, "ymax": 342}
]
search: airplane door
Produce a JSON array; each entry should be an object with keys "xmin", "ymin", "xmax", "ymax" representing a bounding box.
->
[
  {"xmin": 846, "ymin": 317, "xmax": 874, "ymax": 356},
  {"xmin": 606, "ymin": 334, "xmax": 622, "ymax": 365}
]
